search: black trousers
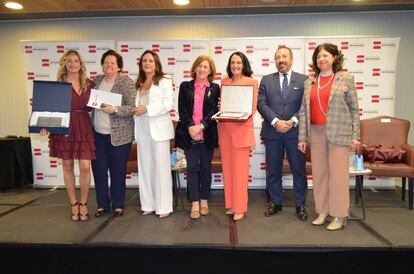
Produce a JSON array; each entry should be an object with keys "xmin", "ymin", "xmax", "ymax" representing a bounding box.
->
[{"xmin": 184, "ymin": 142, "xmax": 214, "ymax": 202}]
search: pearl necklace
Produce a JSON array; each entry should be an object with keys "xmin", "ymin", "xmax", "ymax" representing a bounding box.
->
[{"xmin": 316, "ymin": 73, "xmax": 335, "ymax": 117}]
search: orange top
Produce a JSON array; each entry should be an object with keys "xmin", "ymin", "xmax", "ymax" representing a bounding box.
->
[{"xmin": 310, "ymin": 75, "xmax": 334, "ymax": 125}]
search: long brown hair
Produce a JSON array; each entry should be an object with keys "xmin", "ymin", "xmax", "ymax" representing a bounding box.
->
[
  {"xmin": 310, "ymin": 43, "xmax": 344, "ymax": 76},
  {"xmin": 57, "ymin": 50, "xmax": 88, "ymax": 92},
  {"xmin": 135, "ymin": 50, "xmax": 165, "ymax": 90}
]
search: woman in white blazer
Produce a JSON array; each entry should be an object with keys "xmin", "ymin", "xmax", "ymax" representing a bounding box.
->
[{"xmin": 134, "ymin": 50, "xmax": 174, "ymax": 218}]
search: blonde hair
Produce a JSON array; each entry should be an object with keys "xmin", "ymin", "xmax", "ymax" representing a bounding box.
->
[{"xmin": 57, "ymin": 50, "xmax": 88, "ymax": 92}]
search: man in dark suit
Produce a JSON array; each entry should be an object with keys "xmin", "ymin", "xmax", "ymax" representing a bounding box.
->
[{"xmin": 257, "ymin": 46, "xmax": 308, "ymax": 221}]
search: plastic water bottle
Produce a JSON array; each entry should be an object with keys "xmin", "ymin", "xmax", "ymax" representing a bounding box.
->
[
  {"xmin": 170, "ymin": 149, "xmax": 177, "ymax": 167},
  {"xmin": 355, "ymin": 154, "xmax": 364, "ymax": 171}
]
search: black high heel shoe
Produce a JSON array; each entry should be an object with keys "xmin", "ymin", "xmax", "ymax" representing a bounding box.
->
[
  {"xmin": 70, "ymin": 201, "xmax": 79, "ymax": 222},
  {"xmin": 79, "ymin": 202, "xmax": 89, "ymax": 221}
]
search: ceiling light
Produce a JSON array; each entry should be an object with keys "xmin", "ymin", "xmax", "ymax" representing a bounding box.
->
[
  {"xmin": 173, "ymin": 0, "xmax": 190, "ymax": 6},
  {"xmin": 4, "ymin": 2, "xmax": 23, "ymax": 9}
]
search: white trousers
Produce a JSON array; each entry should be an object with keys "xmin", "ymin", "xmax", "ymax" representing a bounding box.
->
[{"xmin": 136, "ymin": 117, "xmax": 173, "ymax": 215}]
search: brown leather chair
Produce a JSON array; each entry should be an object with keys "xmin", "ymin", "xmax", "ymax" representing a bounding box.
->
[{"xmin": 359, "ymin": 116, "xmax": 414, "ymax": 209}]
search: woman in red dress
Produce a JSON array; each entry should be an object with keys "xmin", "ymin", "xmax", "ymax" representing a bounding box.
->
[{"xmin": 40, "ymin": 50, "xmax": 95, "ymax": 221}]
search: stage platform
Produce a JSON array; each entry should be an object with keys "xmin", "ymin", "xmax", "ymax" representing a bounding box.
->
[{"xmin": 1, "ymin": 187, "xmax": 413, "ymax": 273}]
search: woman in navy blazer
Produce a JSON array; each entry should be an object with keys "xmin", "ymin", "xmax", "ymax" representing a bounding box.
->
[{"xmin": 175, "ymin": 55, "xmax": 220, "ymax": 219}]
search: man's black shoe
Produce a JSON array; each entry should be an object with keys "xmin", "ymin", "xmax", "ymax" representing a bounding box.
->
[
  {"xmin": 295, "ymin": 206, "xmax": 308, "ymax": 221},
  {"xmin": 264, "ymin": 202, "xmax": 282, "ymax": 217}
]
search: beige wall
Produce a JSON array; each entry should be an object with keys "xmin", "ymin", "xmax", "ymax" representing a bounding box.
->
[{"xmin": 1, "ymin": 11, "xmax": 413, "ymax": 143}]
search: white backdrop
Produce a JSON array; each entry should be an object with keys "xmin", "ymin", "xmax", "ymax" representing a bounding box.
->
[{"xmin": 21, "ymin": 36, "xmax": 400, "ymax": 189}]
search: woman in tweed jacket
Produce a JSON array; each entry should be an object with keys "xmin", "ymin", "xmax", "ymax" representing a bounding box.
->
[
  {"xmin": 91, "ymin": 50, "xmax": 136, "ymax": 217},
  {"xmin": 298, "ymin": 43, "xmax": 360, "ymax": 231}
]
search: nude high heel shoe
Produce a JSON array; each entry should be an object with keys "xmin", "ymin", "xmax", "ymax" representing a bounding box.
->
[
  {"xmin": 326, "ymin": 217, "xmax": 347, "ymax": 231},
  {"xmin": 312, "ymin": 214, "xmax": 328, "ymax": 226}
]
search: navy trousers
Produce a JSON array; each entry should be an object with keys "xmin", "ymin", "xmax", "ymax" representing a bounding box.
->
[
  {"xmin": 184, "ymin": 142, "xmax": 214, "ymax": 202},
  {"xmin": 92, "ymin": 130, "xmax": 132, "ymax": 211},
  {"xmin": 265, "ymin": 135, "xmax": 307, "ymax": 207}
]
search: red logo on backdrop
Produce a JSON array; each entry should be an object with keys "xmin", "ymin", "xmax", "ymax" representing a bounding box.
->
[
  {"xmin": 341, "ymin": 41, "xmax": 349, "ymax": 50},
  {"xmin": 262, "ymin": 58, "xmax": 270, "ymax": 67},
  {"xmin": 183, "ymin": 44, "xmax": 191, "ymax": 52},
  {"xmin": 246, "ymin": 45, "xmax": 254, "ymax": 54},
  {"xmin": 215, "ymin": 72, "xmax": 222, "ymax": 81},
  {"xmin": 89, "ymin": 71, "xmax": 97, "ymax": 79},
  {"xmin": 183, "ymin": 70, "xmax": 191, "ymax": 79},
  {"xmin": 260, "ymin": 162, "xmax": 266, "ymax": 170},
  {"xmin": 359, "ymin": 108, "xmax": 363, "ymax": 116},
  {"xmin": 29, "ymin": 98, "xmax": 32, "ymax": 106},
  {"xmin": 308, "ymin": 69, "xmax": 315, "ymax": 77},
  {"xmin": 36, "ymin": 172, "xmax": 44, "ymax": 180},
  {"xmin": 167, "ymin": 57, "xmax": 176, "ymax": 65},
  {"xmin": 50, "ymin": 160, "xmax": 57, "ymax": 168},
  {"xmin": 356, "ymin": 82, "xmax": 364, "ymax": 90},
  {"xmin": 371, "ymin": 95, "xmax": 380, "ymax": 103},
  {"xmin": 126, "ymin": 173, "xmax": 132, "ymax": 180},
  {"xmin": 33, "ymin": 148, "xmax": 41, "ymax": 156},
  {"xmin": 356, "ymin": 55, "xmax": 365, "ymax": 63},
  {"xmin": 373, "ymin": 41, "xmax": 382, "ymax": 49},
  {"xmin": 56, "ymin": 45, "xmax": 65, "ymax": 53},
  {"xmin": 341, "ymin": 68, "xmax": 348, "ymax": 72},
  {"xmin": 249, "ymin": 150, "xmax": 253, "ymax": 157},
  {"xmin": 214, "ymin": 46, "xmax": 222, "ymax": 54},
  {"xmin": 88, "ymin": 45, "xmax": 96, "ymax": 53},
  {"xmin": 172, "ymin": 83, "xmax": 176, "ymax": 91},
  {"xmin": 372, "ymin": 68, "xmax": 381, "ymax": 76},
  {"xmin": 260, "ymin": 138, "xmax": 265, "ymax": 145},
  {"xmin": 121, "ymin": 44, "xmax": 128, "ymax": 52},
  {"xmin": 170, "ymin": 109, "xmax": 176, "ymax": 117},
  {"xmin": 136, "ymin": 57, "xmax": 140, "ymax": 65},
  {"xmin": 248, "ymin": 175, "xmax": 252, "ymax": 182},
  {"xmin": 152, "ymin": 44, "xmax": 160, "ymax": 52},
  {"xmin": 121, "ymin": 70, "xmax": 129, "ymax": 76},
  {"xmin": 214, "ymin": 174, "xmax": 222, "ymax": 183},
  {"xmin": 27, "ymin": 72, "xmax": 35, "ymax": 80},
  {"xmin": 42, "ymin": 58, "xmax": 50, "ymax": 67},
  {"xmin": 368, "ymin": 175, "xmax": 376, "ymax": 180},
  {"xmin": 25, "ymin": 45, "xmax": 33, "ymax": 53},
  {"xmin": 308, "ymin": 42, "xmax": 317, "ymax": 50}
]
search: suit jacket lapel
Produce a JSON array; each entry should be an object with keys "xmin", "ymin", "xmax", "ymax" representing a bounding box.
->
[
  {"xmin": 286, "ymin": 72, "xmax": 297, "ymax": 102},
  {"xmin": 188, "ymin": 80, "xmax": 195, "ymax": 117},
  {"xmin": 273, "ymin": 72, "xmax": 285, "ymax": 102},
  {"xmin": 328, "ymin": 72, "xmax": 341, "ymax": 107}
]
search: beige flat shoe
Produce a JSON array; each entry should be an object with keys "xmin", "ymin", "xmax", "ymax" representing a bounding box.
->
[
  {"xmin": 233, "ymin": 213, "xmax": 245, "ymax": 221},
  {"xmin": 159, "ymin": 213, "xmax": 170, "ymax": 219},
  {"xmin": 200, "ymin": 207, "xmax": 210, "ymax": 216},
  {"xmin": 225, "ymin": 209, "xmax": 234, "ymax": 215},
  {"xmin": 190, "ymin": 210, "xmax": 200, "ymax": 219},
  {"xmin": 312, "ymin": 214, "xmax": 328, "ymax": 226},
  {"xmin": 142, "ymin": 211, "xmax": 154, "ymax": 216},
  {"xmin": 326, "ymin": 217, "xmax": 347, "ymax": 231}
]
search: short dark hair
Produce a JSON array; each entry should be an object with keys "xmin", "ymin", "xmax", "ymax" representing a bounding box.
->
[
  {"xmin": 101, "ymin": 49, "xmax": 123, "ymax": 70},
  {"xmin": 274, "ymin": 46, "xmax": 293, "ymax": 60},
  {"xmin": 226, "ymin": 51, "xmax": 253, "ymax": 78},
  {"xmin": 310, "ymin": 43, "xmax": 344, "ymax": 75}
]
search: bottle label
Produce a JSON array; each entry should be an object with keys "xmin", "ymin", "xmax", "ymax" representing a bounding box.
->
[{"xmin": 355, "ymin": 155, "xmax": 364, "ymax": 171}]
